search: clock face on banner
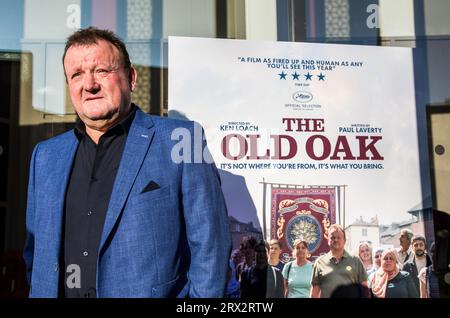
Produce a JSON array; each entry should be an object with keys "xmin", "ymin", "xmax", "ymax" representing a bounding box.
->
[{"xmin": 286, "ymin": 214, "xmax": 322, "ymax": 253}]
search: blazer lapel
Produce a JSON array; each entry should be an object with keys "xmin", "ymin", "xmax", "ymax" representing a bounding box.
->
[{"xmin": 98, "ymin": 109, "xmax": 155, "ymax": 253}]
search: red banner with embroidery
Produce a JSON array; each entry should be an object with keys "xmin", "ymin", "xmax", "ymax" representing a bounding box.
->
[{"xmin": 271, "ymin": 187, "xmax": 336, "ymax": 261}]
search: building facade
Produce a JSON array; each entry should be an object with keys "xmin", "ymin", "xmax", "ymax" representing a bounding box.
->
[{"xmin": 345, "ymin": 216, "xmax": 380, "ymax": 253}]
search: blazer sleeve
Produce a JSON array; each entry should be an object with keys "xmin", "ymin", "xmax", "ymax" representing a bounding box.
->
[
  {"xmin": 181, "ymin": 126, "xmax": 232, "ymax": 297},
  {"xmin": 23, "ymin": 143, "xmax": 40, "ymax": 287}
]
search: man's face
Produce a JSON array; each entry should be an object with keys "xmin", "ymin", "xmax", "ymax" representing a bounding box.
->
[
  {"xmin": 64, "ymin": 40, "xmax": 137, "ymax": 131},
  {"xmin": 268, "ymin": 244, "xmax": 281, "ymax": 260},
  {"xmin": 328, "ymin": 228, "xmax": 345, "ymax": 252},
  {"xmin": 412, "ymin": 240, "xmax": 426, "ymax": 257},
  {"xmin": 399, "ymin": 233, "xmax": 411, "ymax": 250}
]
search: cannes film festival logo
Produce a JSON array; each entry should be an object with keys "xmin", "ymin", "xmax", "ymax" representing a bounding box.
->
[{"xmin": 293, "ymin": 91, "xmax": 313, "ymax": 103}]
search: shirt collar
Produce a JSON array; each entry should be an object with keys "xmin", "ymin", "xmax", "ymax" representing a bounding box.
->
[
  {"xmin": 400, "ymin": 247, "xmax": 411, "ymax": 255},
  {"xmin": 327, "ymin": 250, "xmax": 350, "ymax": 261},
  {"xmin": 74, "ymin": 104, "xmax": 136, "ymax": 140}
]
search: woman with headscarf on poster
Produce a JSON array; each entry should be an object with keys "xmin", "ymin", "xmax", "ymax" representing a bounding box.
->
[{"xmin": 370, "ymin": 249, "xmax": 419, "ymax": 298}]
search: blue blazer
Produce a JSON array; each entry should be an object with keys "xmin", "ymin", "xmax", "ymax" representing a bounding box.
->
[{"xmin": 23, "ymin": 108, "xmax": 231, "ymax": 297}]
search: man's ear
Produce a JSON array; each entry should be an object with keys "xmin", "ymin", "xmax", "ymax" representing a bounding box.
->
[{"xmin": 129, "ymin": 66, "xmax": 137, "ymax": 91}]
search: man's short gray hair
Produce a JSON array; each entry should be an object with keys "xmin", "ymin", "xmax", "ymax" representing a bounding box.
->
[{"xmin": 400, "ymin": 228, "xmax": 413, "ymax": 241}]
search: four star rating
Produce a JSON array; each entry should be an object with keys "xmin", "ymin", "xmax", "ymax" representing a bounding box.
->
[{"xmin": 278, "ymin": 71, "xmax": 326, "ymax": 81}]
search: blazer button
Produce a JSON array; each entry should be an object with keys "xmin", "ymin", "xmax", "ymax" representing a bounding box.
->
[
  {"xmin": 83, "ymin": 251, "xmax": 89, "ymax": 257},
  {"xmin": 85, "ymin": 287, "xmax": 97, "ymax": 298}
]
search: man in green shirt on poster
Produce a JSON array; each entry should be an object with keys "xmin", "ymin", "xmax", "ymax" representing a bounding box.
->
[{"xmin": 311, "ymin": 224, "xmax": 369, "ymax": 298}]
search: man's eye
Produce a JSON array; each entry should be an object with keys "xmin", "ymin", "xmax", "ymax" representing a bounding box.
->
[
  {"xmin": 71, "ymin": 72, "xmax": 81, "ymax": 79},
  {"xmin": 96, "ymin": 69, "xmax": 109, "ymax": 73}
]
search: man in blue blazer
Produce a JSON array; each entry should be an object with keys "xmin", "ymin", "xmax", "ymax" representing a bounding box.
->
[{"xmin": 23, "ymin": 27, "xmax": 231, "ymax": 298}]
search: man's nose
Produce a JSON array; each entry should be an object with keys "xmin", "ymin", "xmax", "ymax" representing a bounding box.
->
[{"xmin": 83, "ymin": 72, "xmax": 100, "ymax": 91}]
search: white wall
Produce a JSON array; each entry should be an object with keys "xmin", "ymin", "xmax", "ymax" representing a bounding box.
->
[
  {"xmin": 163, "ymin": 0, "xmax": 216, "ymax": 38},
  {"xmin": 346, "ymin": 225, "xmax": 380, "ymax": 253},
  {"xmin": 424, "ymin": 0, "xmax": 450, "ymax": 36},
  {"xmin": 24, "ymin": 0, "xmax": 80, "ymax": 39},
  {"xmin": 379, "ymin": 0, "xmax": 415, "ymax": 38},
  {"xmin": 244, "ymin": 0, "xmax": 277, "ymax": 41},
  {"xmin": 23, "ymin": 0, "xmax": 80, "ymax": 114}
]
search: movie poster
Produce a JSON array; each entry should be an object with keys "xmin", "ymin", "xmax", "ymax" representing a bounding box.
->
[{"xmin": 168, "ymin": 37, "xmax": 424, "ymax": 256}]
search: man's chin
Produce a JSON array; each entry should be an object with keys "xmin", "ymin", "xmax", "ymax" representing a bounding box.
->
[
  {"xmin": 84, "ymin": 111, "xmax": 116, "ymax": 122},
  {"xmin": 415, "ymin": 251, "xmax": 425, "ymax": 257},
  {"xmin": 86, "ymin": 115, "xmax": 110, "ymax": 121},
  {"xmin": 81, "ymin": 104, "xmax": 116, "ymax": 119}
]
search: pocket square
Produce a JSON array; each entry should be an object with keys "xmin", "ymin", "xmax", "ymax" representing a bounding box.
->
[{"xmin": 142, "ymin": 181, "xmax": 161, "ymax": 193}]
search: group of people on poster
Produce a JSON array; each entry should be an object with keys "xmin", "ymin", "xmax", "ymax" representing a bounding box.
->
[{"xmin": 227, "ymin": 226, "xmax": 438, "ymax": 298}]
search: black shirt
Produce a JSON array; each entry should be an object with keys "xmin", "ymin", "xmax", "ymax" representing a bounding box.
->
[
  {"xmin": 62, "ymin": 106, "xmax": 136, "ymax": 298},
  {"xmin": 240, "ymin": 266, "xmax": 268, "ymax": 298},
  {"xmin": 384, "ymin": 271, "xmax": 419, "ymax": 298}
]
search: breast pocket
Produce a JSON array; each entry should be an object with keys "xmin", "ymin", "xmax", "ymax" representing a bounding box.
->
[{"xmin": 128, "ymin": 185, "xmax": 175, "ymax": 208}]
